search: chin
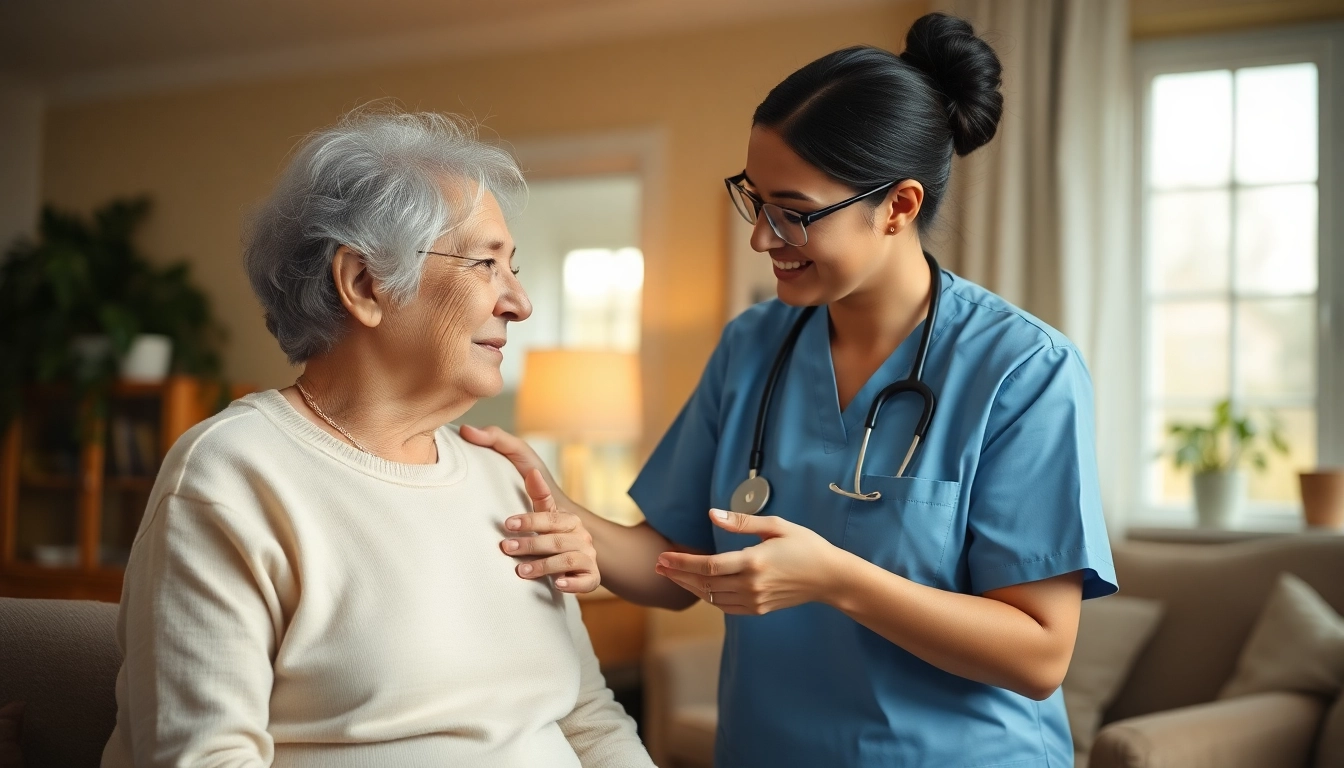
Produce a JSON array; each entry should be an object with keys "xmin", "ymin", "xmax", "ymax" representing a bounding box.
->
[
  {"xmin": 463, "ymin": 370, "xmax": 505, "ymax": 400},
  {"xmin": 775, "ymin": 281, "xmax": 829, "ymax": 308}
]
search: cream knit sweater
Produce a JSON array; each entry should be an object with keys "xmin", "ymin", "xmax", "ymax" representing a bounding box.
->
[{"xmin": 101, "ymin": 390, "xmax": 654, "ymax": 768}]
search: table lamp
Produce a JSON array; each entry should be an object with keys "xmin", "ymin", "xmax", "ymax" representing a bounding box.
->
[{"xmin": 515, "ymin": 349, "xmax": 642, "ymax": 515}]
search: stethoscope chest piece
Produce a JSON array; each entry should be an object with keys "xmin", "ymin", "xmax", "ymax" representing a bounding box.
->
[{"xmin": 731, "ymin": 474, "xmax": 771, "ymax": 515}]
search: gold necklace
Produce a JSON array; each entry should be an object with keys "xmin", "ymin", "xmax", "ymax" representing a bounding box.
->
[{"xmin": 294, "ymin": 377, "xmax": 374, "ymax": 455}]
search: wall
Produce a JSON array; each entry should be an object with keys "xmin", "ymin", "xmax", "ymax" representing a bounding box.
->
[
  {"xmin": 40, "ymin": 3, "xmax": 924, "ymax": 453},
  {"xmin": 1132, "ymin": 0, "xmax": 1344, "ymax": 37},
  {"xmin": 0, "ymin": 76, "xmax": 42, "ymax": 245},
  {"xmin": 39, "ymin": 0, "xmax": 1341, "ymax": 641}
]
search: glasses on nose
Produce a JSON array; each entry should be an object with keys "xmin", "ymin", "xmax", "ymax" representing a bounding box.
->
[
  {"xmin": 724, "ymin": 172, "xmax": 899, "ymax": 247},
  {"xmin": 417, "ymin": 250, "xmax": 520, "ymax": 277}
]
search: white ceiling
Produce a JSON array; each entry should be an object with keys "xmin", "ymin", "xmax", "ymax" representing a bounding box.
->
[{"xmin": 0, "ymin": 0, "xmax": 893, "ymax": 104}]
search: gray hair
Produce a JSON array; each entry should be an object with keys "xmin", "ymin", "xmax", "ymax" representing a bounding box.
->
[{"xmin": 243, "ymin": 109, "xmax": 526, "ymax": 363}]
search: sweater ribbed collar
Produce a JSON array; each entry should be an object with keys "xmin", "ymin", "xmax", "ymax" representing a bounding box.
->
[{"xmin": 243, "ymin": 389, "xmax": 468, "ymax": 487}]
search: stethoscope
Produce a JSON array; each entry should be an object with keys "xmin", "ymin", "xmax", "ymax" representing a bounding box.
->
[{"xmin": 730, "ymin": 251, "xmax": 941, "ymax": 515}]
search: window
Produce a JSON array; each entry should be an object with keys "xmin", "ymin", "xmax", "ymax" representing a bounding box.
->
[
  {"xmin": 562, "ymin": 246, "xmax": 644, "ymax": 350},
  {"xmin": 1136, "ymin": 26, "xmax": 1342, "ymax": 526},
  {"xmin": 458, "ymin": 174, "xmax": 645, "ymax": 524}
]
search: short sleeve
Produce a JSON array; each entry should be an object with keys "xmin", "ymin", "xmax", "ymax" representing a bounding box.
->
[
  {"xmin": 627, "ymin": 332, "xmax": 731, "ymax": 554},
  {"xmin": 966, "ymin": 345, "xmax": 1117, "ymax": 600}
]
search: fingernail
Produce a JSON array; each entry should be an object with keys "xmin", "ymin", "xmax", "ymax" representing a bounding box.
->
[
  {"xmin": 556, "ymin": 578, "xmax": 569, "ymax": 589},
  {"xmin": 519, "ymin": 564, "xmax": 533, "ymax": 575},
  {"xmin": 504, "ymin": 540, "xmax": 519, "ymax": 552},
  {"xmin": 657, "ymin": 557, "xmax": 669, "ymax": 568},
  {"xmin": 506, "ymin": 518, "xmax": 521, "ymax": 531},
  {"xmin": 713, "ymin": 509, "xmax": 730, "ymax": 520}
]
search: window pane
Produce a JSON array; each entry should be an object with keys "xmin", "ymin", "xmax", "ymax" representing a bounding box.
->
[
  {"xmin": 1235, "ymin": 63, "xmax": 1319, "ymax": 185},
  {"xmin": 1247, "ymin": 407, "xmax": 1316, "ymax": 503},
  {"xmin": 1235, "ymin": 184, "xmax": 1318, "ymax": 294},
  {"xmin": 1150, "ymin": 301, "xmax": 1229, "ymax": 398},
  {"xmin": 1236, "ymin": 298, "xmax": 1315, "ymax": 398},
  {"xmin": 1151, "ymin": 70, "xmax": 1233, "ymax": 189},
  {"xmin": 563, "ymin": 247, "xmax": 644, "ymax": 351},
  {"xmin": 1149, "ymin": 190, "xmax": 1229, "ymax": 293}
]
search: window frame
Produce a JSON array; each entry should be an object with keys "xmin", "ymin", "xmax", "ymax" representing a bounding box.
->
[{"xmin": 1132, "ymin": 22, "xmax": 1344, "ymax": 529}]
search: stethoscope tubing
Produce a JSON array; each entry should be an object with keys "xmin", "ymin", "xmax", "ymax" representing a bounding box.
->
[{"xmin": 741, "ymin": 252, "xmax": 941, "ymax": 507}]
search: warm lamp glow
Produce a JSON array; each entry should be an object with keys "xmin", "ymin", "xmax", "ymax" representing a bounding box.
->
[{"xmin": 515, "ymin": 350, "xmax": 642, "ymax": 442}]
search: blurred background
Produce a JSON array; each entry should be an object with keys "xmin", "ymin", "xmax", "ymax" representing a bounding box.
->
[{"xmin": 0, "ymin": 0, "xmax": 1342, "ymax": 760}]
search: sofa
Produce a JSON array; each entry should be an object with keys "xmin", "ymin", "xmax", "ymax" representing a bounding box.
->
[
  {"xmin": 642, "ymin": 535, "xmax": 1344, "ymax": 768},
  {"xmin": 0, "ymin": 597, "xmax": 119, "ymax": 768},
  {"xmin": 3, "ymin": 535, "xmax": 1340, "ymax": 767}
]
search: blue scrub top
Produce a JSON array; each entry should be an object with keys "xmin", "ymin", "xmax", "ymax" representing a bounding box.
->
[{"xmin": 629, "ymin": 270, "xmax": 1117, "ymax": 768}]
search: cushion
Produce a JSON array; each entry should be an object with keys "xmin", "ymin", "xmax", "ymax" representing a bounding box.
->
[
  {"xmin": 1219, "ymin": 572, "xmax": 1344, "ymax": 700},
  {"xmin": 1314, "ymin": 693, "xmax": 1344, "ymax": 768},
  {"xmin": 1062, "ymin": 595, "xmax": 1164, "ymax": 754},
  {"xmin": 0, "ymin": 701, "xmax": 23, "ymax": 768}
]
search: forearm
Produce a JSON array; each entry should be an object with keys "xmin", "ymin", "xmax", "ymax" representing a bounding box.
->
[
  {"xmin": 823, "ymin": 550, "xmax": 1074, "ymax": 699},
  {"xmin": 563, "ymin": 497, "xmax": 699, "ymax": 610}
]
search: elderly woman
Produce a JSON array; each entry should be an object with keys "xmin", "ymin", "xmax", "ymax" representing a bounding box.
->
[{"xmin": 101, "ymin": 111, "xmax": 653, "ymax": 768}]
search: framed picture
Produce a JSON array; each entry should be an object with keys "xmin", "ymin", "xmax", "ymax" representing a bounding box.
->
[{"xmin": 725, "ymin": 201, "xmax": 777, "ymax": 320}]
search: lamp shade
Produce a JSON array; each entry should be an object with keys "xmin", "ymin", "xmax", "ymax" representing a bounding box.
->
[{"xmin": 515, "ymin": 349, "xmax": 642, "ymax": 442}]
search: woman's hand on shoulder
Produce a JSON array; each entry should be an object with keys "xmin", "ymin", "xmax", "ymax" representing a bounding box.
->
[
  {"xmin": 460, "ymin": 425, "xmax": 565, "ymax": 502},
  {"xmin": 499, "ymin": 468, "xmax": 600, "ymax": 594}
]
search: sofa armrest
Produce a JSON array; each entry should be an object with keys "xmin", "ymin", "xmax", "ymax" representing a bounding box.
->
[
  {"xmin": 1090, "ymin": 691, "xmax": 1326, "ymax": 768},
  {"xmin": 642, "ymin": 635, "xmax": 721, "ymax": 768}
]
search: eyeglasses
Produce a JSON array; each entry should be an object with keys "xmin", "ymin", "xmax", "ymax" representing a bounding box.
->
[
  {"xmin": 725, "ymin": 172, "xmax": 898, "ymax": 247},
  {"xmin": 417, "ymin": 250, "xmax": 520, "ymax": 276}
]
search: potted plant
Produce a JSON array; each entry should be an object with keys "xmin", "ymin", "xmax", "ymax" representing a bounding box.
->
[
  {"xmin": 0, "ymin": 196, "xmax": 226, "ymax": 435},
  {"xmin": 1164, "ymin": 400, "xmax": 1289, "ymax": 528}
]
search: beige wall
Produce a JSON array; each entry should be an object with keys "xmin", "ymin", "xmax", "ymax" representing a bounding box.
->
[
  {"xmin": 1132, "ymin": 0, "xmax": 1344, "ymax": 37},
  {"xmin": 39, "ymin": 0, "xmax": 928, "ymax": 643},
  {"xmin": 43, "ymin": 0, "xmax": 1337, "ymax": 442},
  {"xmin": 41, "ymin": 3, "xmax": 926, "ymax": 448},
  {"xmin": 39, "ymin": 0, "xmax": 1339, "ymax": 640}
]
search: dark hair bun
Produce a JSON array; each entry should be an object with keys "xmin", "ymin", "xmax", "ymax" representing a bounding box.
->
[{"xmin": 900, "ymin": 12, "xmax": 1003, "ymax": 156}]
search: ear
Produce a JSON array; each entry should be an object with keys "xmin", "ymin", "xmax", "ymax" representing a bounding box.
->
[
  {"xmin": 879, "ymin": 180, "xmax": 925, "ymax": 236},
  {"xmin": 330, "ymin": 245, "xmax": 384, "ymax": 329}
]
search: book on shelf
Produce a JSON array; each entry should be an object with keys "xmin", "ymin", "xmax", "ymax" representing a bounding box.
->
[{"xmin": 108, "ymin": 415, "xmax": 160, "ymax": 477}]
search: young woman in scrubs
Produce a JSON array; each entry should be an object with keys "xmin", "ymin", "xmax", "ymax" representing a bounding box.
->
[{"xmin": 464, "ymin": 12, "xmax": 1116, "ymax": 767}]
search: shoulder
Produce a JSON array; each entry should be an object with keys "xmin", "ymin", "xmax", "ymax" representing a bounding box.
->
[
  {"xmin": 439, "ymin": 425, "xmax": 529, "ymax": 498},
  {"xmin": 941, "ymin": 271, "xmax": 1086, "ymax": 379},
  {"xmin": 155, "ymin": 394, "xmax": 279, "ymax": 497}
]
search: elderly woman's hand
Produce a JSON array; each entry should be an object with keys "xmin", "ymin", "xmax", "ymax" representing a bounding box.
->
[
  {"xmin": 463, "ymin": 426, "xmax": 600, "ymax": 594},
  {"xmin": 503, "ymin": 469, "xmax": 600, "ymax": 593}
]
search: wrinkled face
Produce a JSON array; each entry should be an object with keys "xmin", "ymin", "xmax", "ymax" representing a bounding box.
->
[
  {"xmin": 380, "ymin": 190, "xmax": 531, "ymax": 401},
  {"xmin": 742, "ymin": 126, "xmax": 898, "ymax": 307}
]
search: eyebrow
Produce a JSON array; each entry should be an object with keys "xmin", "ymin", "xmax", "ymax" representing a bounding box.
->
[{"xmin": 741, "ymin": 172, "xmax": 819, "ymax": 204}]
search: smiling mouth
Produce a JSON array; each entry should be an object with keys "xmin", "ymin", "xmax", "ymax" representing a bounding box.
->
[{"xmin": 772, "ymin": 258, "xmax": 812, "ymax": 271}]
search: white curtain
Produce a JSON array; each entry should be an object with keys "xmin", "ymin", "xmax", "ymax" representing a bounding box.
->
[{"xmin": 927, "ymin": 0, "xmax": 1138, "ymax": 533}]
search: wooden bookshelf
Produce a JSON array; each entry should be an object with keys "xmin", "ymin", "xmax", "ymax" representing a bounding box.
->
[{"xmin": 0, "ymin": 376, "xmax": 244, "ymax": 601}]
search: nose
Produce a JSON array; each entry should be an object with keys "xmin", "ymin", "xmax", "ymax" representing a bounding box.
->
[
  {"xmin": 750, "ymin": 214, "xmax": 784, "ymax": 253},
  {"xmin": 497, "ymin": 269, "xmax": 532, "ymax": 322}
]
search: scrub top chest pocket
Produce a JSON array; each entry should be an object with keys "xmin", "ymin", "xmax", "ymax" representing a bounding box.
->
[{"xmin": 841, "ymin": 475, "xmax": 961, "ymax": 589}]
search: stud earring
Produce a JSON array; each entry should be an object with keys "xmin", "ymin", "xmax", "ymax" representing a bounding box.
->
[{"xmin": 888, "ymin": 226, "xmax": 896, "ymax": 234}]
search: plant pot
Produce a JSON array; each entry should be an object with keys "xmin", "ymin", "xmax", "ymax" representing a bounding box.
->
[
  {"xmin": 1193, "ymin": 470, "xmax": 1246, "ymax": 529},
  {"xmin": 119, "ymin": 334, "xmax": 173, "ymax": 383},
  {"xmin": 70, "ymin": 334, "xmax": 113, "ymax": 378},
  {"xmin": 1299, "ymin": 470, "xmax": 1344, "ymax": 530}
]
